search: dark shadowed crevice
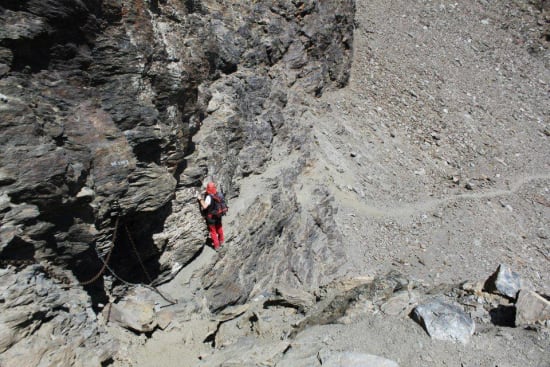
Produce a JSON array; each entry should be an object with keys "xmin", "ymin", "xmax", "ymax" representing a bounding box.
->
[
  {"xmin": 7, "ymin": 36, "xmax": 52, "ymax": 72},
  {"xmin": 0, "ymin": 237, "xmax": 36, "ymax": 264},
  {"xmin": 3, "ymin": 7, "xmax": 94, "ymax": 73},
  {"xmin": 489, "ymin": 305, "xmax": 516, "ymax": 327},
  {"xmin": 132, "ymin": 141, "xmax": 162, "ymax": 165},
  {"xmin": 84, "ymin": 279, "xmax": 109, "ymax": 313},
  {"xmin": 184, "ymin": 0, "xmax": 203, "ymax": 14},
  {"xmin": 107, "ymin": 203, "xmax": 172, "ymax": 285},
  {"xmin": 203, "ymin": 327, "xmax": 218, "ymax": 347},
  {"xmin": 219, "ymin": 61, "xmax": 238, "ymax": 75},
  {"xmin": 149, "ymin": 0, "xmax": 161, "ymax": 15},
  {"xmin": 70, "ymin": 203, "xmax": 173, "ymax": 309}
]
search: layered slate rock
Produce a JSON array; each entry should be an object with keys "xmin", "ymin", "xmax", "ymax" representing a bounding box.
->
[
  {"xmin": 269, "ymin": 285, "xmax": 316, "ymax": 313},
  {"xmin": 1, "ymin": 8, "xmax": 213, "ymax": 362},
  {"xmin": 1, "ymin": 0, "xmax": 355, "ymax": 363},
  {"xmin": 2, "ymin": 0, "xmax": 354, "ymax": 286},
  {"xmin": 182, "ymin": 1, "xmax": 355, "ymax": 311},
  {"xmin": 0, "ymin": 265, "xmax": 116, "ymax": 366},
  {"xmin": 289, "ymin": 272, "xmax": 409, "ymax": 337},
  {"xmin": 0, "ymin": 0, "xmax": 211, "ymax": 287}
]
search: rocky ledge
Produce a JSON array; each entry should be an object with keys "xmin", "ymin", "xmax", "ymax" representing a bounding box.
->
[{"xmin": 107, "ymin": 264, "xmax": 550, "ymax": 366}]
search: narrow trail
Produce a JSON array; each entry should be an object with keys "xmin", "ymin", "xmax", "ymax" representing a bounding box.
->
[
  {"xmin": 154, "ymin": 244, "xmax": 217, "ymax": 308},
  {"xmin": 339, "ymin": 173, "xmax": 550, "ymax": 219}
]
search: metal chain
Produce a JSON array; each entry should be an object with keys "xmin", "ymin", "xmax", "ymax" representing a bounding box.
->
[
  {"xmin": 125, "ymin": 223, "xmax": 153, "ymax": 284},
  {"xmin": 0, "ymin": 259, "xmax": 34, "ymax": 266},
  {"xmin": 0, "ymin": 216, "xmax": 120, "ymax": 286},
  {"xmin": 124, "ymin": 223, "xmax": 177, "ymax": 305},
  {"xmin": 1, "ymin": 215, "xmax": 177, "ymax": 305},
  {"xmin": 79, "ymin": 216, "xmax": 120, "ymax": 285}
]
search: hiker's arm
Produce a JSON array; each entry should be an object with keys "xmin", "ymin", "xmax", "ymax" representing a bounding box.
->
[
  {"xmin": 197, "ymin": 195, "xmax": 209, "ymax": 210},
  {"xmin": 198, "ymin": 198, "xmax": 207, "ymax": 209}
]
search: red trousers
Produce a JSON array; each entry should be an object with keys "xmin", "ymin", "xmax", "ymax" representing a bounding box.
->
[{"xmin": 208, "ymin": 223, "xmax": 224, "ymax": 249}]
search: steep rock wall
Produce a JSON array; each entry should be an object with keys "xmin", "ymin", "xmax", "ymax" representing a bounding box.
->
[{"xmin": 0, "ymin": 0, "xmax": 355, "ymax": 364}]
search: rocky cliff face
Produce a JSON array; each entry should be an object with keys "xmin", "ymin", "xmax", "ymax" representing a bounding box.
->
[{"xmin": 0, "ymin": 0, "xmax": 354, "ymax": 364}]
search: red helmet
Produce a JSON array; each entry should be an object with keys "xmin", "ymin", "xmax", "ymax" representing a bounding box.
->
[{"xmin": 206, "ymin": 182, "xmax": 217, "ymax": 195}]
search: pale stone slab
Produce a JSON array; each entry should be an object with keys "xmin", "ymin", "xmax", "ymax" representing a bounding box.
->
[{"xmin": 515, "ymin": 290, "xmax": 550, "ymax": 326}]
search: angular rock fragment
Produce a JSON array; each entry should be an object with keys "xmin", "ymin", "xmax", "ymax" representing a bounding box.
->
[
  {"xmin": 214, "ymin": 303, "xmax": 250, "ymax": 322},
  {"xmin": 380, "ymin": 290, "xmax": 418, "ymax": 316},
  {"xmin": 105, "ymin": 299, "xmax": 157, "ymax": 333},
  {"xmin": 266, "ymin": 285, "xmax": 316, "ymax": 312},
  {"xmin": 515, "ymin": 290, "xmax": 550, "ymax": 326},
  {"xmin": 484, "ymin": 264, "xmax": 521, "ymax": 300},
  {"xmin": 156, "ymin": 310, "xmax": 176, "ymax": 330},
  {"xmin": 412, "ymin": 299, "xmax": 475, "ymax": 343}
]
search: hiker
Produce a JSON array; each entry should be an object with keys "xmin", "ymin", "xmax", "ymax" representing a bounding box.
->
[{"xmin": 197, "ymin": 182, "xmax": 226, "ymax": 250}]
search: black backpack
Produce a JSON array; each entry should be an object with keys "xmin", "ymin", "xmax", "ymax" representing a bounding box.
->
[{"xmin": 207, "ymin": 192, "xmax": 228, "ymax": 219}]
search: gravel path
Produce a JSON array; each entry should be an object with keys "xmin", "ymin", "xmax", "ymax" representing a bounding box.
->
[{"xmin": 308, "ymin": 0, "xmax": 549, "ymax": 293}]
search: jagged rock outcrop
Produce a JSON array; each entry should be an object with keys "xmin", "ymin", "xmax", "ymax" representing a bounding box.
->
[
  {"xmin": 1, "ymin": 0, "xmax": 237, "ymax": 279},
  {"xmin": 1, "ymin": 0, "xmax": 354, "ymax": 288},
  {"xmin": 1, "ymin": 0, "xmax": 355, "ymax": 364},
  {"xmin": 0, "ymin": 265, "xmax": 116, "ymax": 367}
]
